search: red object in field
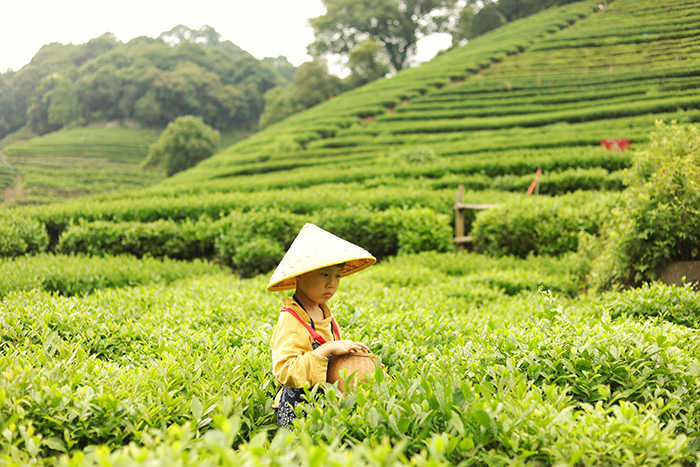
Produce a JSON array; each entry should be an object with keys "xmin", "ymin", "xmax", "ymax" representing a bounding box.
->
[
  {"xmin": 527, "ymin": 168, "xmax": 542, "ymax": 195},
  {"xmin": 600, "ymin": 139, "xmax": 630, "ymax": 151},
  {"xmin": 329, "ymin": 94, "xmax": 334, "ymax": 99}
]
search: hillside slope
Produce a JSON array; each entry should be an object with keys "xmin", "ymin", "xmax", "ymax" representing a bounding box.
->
[
  {"xmin": 0, "ymin": 125, "xmax": 252, "ymax": 205},
  {"xmin": 150, "ymin": 0, "xmax": 700, "ymax": 196},
  {"xmin": 1, "ymin": 127, "xmax": 163, "ymax": 204},
  {"xmin": 6, "ymin": 0, "xmax": 700, "ymax": 266}
]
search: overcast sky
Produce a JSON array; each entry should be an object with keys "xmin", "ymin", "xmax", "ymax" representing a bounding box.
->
[{"xmin": 0, "ymin": 0, "xmax": 452, "ymax": 75}]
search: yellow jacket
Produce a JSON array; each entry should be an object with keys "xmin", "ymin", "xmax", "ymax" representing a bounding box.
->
[{"xmin": 270, "ymin": 298, "xmax": 338, "ymax": 408}]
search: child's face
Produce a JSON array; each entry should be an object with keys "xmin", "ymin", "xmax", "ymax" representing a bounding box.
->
[{"xmin": 295, "ymin": 265, "xmax": 344, "ymax": 306}]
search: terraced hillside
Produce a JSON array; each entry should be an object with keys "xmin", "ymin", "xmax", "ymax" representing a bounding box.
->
[
  {"xmin": 6, "ymin": 0, "xmax": 700, "ymax": 262},
  {"xmin": 137, "ymin": 0, "xmax": 699, "ymax": 197},
  {"xmin": 0, "ymin": 126, "xmax": 249, "ymax": 204},
  {"xmin": 0, "ymin": 127, "xmax": 164, "ymax": 204}
]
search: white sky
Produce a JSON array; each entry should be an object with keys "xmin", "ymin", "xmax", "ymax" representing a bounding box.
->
[{"xmin": 0, "ymin": 0, "xmax": 452, "ymax": 75}]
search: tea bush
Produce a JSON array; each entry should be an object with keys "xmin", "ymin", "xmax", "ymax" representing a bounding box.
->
[
  {"xmin": 233, "ymin": 238, "xmax": 285, "ymax": 279},
  {"xmin": 601, "ymin": 281, "xmax": 700, "ymax": 328},
  {"xmin": 589, "ymin": 121, "xmax": 700, "ymax": 290},
  {"xmin": 216, "ymin": 209, "xmax": 306, "ymax": 268},
  {"xmin": 55, "ymin": 219, "xmax": 216, "ymax": 260},
  {"xmin": 471, "ymin": 192, "xmax": 621, "ymax": 257},
  {"xmin": 0, "ymin": 212, "xmax": 48, "ymax": 257},
  {"xmin": 1, "ymin": 251, "xmax": 698, "ymax": 465},
  {"xmin": 393, "ymin": 207, "xmax": 453, "ymax": 254},
  {"xmin": 0, "ymin": 254, "xmax": 220, "ymax": 298}
]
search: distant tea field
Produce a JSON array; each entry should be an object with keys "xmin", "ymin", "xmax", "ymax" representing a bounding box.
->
[{"xmin": 0, "ymin": 126, "xmax": 249, "ymax": 205}]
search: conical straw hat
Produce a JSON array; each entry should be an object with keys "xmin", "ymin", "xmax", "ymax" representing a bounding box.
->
[{"xmin": 266, "ymin": 223, "xmax": 376, "ymax": 292}]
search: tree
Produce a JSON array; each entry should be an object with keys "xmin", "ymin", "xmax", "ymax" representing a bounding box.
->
[
  {"xmin": 48, "ymin": 78, "xmax": 80, "ymax": 126},
  {"xmin": 142, "ymin": 115, "xmax": 220, "ymax": 176},
  {"xmin": 27, "ymin": 73, "xmax": 63, "ymax": 135},
  {"xmin": 74, "ymin": 65, "xmax": 122, "ymax": 121},
  {"xmin": 0, "ymin": 76, "xmax": 23, "ymax": 139},
  {"xmin": 258, "ymin": 86, "xmax": 304, "ymax": 129},
  {"xmin": 468, "ymin": 4, "xmax": 506, "ymax": 38},
  {"xmin": 452, "ymin": 0, "xmax": 579, "ymax": 44},
  {"xmin": 308, "ymin": 0, "xmax": 459, "ymax": 73},
  {"xmin": 294, "ymin": 59, "xmax": 344, "ymax": 109},
  {"xmin": 345, "ymin": 40, "xmax": 390, "ymax": 88},
  {"xmin": 3, "ymin": 25, "xmax": 293, "ymax": 135}
]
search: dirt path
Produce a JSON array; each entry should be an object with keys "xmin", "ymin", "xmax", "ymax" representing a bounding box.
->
[
  {"xmin": 1, "ymin": 150, "xmax": 22, "ymax": 206},
  {"xmin": 2, "ymin": 172, "xmax": 23, "ymax": 206}
]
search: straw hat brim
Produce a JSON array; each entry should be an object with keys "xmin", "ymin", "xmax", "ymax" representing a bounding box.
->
[{"xmin": 266, "ymin": 223, "xmax": 376, "ymax": 292}]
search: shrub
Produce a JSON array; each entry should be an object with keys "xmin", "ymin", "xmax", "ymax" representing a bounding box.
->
[
  {"xmin": 312, "ymin": 206, "xmax": 452, "ymax": 258},
  {"xmin": 589, "ymin": 121, "xmax": 700, "ymax": 290},
  {"xmin": 393, "ymin": 207, "xmax": 453, "ymax": 254},
  {"xmin": 233, "ymin": 238, "xmax": 285, "ymax": 279},
  {"xmin": 471, "ymin": 192, "xmax": 619, "ymax": 258},
  {"xmin": 56, "ymin": 219, "xmax": 215, "ymax": 259},
  {"xmin": 602, "ymin": 281, "xmax": 700, "ymax": 329},
  {"xmin": 215, "ymin": 209, "xmax": 305, "ymax": 267},
  {"xmin": 390, "ymin": 146, "xmax": 439, "ymax": 166},
  {"xmin": 312, "ymin": 207, "xmax": 401, "ymax": 259},
  {"xmin": 0, "ymin": 212, "xmax": 48, "ymax": 257}
]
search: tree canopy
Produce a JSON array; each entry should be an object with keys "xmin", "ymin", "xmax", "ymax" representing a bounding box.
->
[
  {"xmin": 142, "ymin": 115, "xmax": 220, "ymax": 176},
  {"xmin": 0, "ymin": 26, "xmax": 297, "ymax": 139},
  {"xmin": 452, "ymin": 0, "xmax": 581, "ymax": 43},
  {"xmin": 308, "ymin": 0, "xmax": 459, "ymax": 73}
]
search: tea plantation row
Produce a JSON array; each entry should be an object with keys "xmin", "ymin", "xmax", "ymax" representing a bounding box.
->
[{"xmin": 2, "ymin": 252, "xmax": 699, "ymax": 465}]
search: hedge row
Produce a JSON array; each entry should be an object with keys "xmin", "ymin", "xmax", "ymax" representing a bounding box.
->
[
  {"xmin": 0, "ymin": 211, "xmax": 48, "ymax": 257},
  {"xmin": 0, "ymin": 254, "xmax": 220, "ymax": 298},
  {"xmin": 23, "ymin": 185, "xmax": 453, "ymax": 246},
  {"xmin": 54, "ymin": 206, "xmax": 454, "ymax": 278},
  {"xmin": 431, "ymin": 168, "xmax": 625, "ymax": 195},
  {"xmin": 471, "ymin": 192, "xmax": 622, "ymax": 258}
]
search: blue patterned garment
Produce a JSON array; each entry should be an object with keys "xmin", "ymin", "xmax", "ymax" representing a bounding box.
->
[{"xmin": 275, "ymin": 341, "xmax": 332, "ymax": 428}]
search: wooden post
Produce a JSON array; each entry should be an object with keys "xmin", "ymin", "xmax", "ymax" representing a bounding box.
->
[{"xmin": 454, "ymin": 184, "xmax": 465, "ymax": 252}]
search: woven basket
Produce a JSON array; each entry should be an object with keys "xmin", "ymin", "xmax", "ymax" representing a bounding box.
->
[{"xmin": 327, "ymin": 353, "xmax": 377, "ymax": 393}]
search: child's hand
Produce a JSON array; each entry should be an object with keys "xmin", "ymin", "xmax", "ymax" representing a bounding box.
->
[{"xmin": 313, "ymin": 340, "xmax": 368, "ymax": 357}]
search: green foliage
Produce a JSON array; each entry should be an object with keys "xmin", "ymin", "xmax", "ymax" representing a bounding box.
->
[
  {"xmin": 0, "ymin": 211, "xmax": 48, "ymax": 257},
  {"xmin": 309, "ymin": 0, "xmax": 459, "ymax": 72},
  {"xmin": 345, "ymin": 40, "xmax": 390, "ymax": 88},
  {"xmin": 4, "ymin": 127, "xmax": 161, "ymax": 163},
  {"xmin": 258, "ymin": 87, "xmax": 303, "ymax": 129},
  {"xmin": 215, "ymin": 209, "xmax": 305, "ymax": 268},
  {"xmin": 233, "ymin": 238, "xmax": 285, "ymax": 279},
  {"xmin": 394, "ymin": 207, "xmax": 453, "ymax": 254},
  {"xmin": 2, "ymin": 126, "xmax": 164, "ymax": 204},
  {"xmin": 1, "ymin": 252, "xmax": 698, "ymax": 464},
  {"xmin": 600, "ymin": 281, "xmax": 700, "ymax": 328},
  {"xmin": 0, "ymin": 25, "xmax": 296, "ymax": 138},
  {"xmin": 0, "ymin": 254, "xmax": 220, "ymax": 298},
  {"xmin": 26, "ymin": 74, "xmax": 64, "ymax": 136},
  {"xmin": 589, "ymin": 121, "xmax": 700, "ymax": 289},
  {"xmin": 55, "ymin": 219, "xmax": 216, "ymax": 260},
  {"xmin": 472, "ymin": 192, "xmax": 620, "ymax": 257},
  {"xmin": 468, "ymin": 5, "xmax": 506, "ymax": 39},
  {"xmin": 294, "ymin": 60, "xmax": 345, "ymax": 110},
  {"xmin": 142, "ymin": 116, "xmax": 220, "ymax": 176},
  {"xmin": 390, "ymin": 146, "xmax": 439, "ymax": 166}
]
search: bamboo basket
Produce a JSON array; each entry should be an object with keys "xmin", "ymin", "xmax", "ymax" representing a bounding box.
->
[{"xmin": 327, "ymin": 353, "xmax": 377, "ymax": 393}]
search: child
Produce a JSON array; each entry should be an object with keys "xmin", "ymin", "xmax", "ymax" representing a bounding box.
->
[{"xmin": 267, "ymin": 223, "xmax": 376, "ymax": 428}]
